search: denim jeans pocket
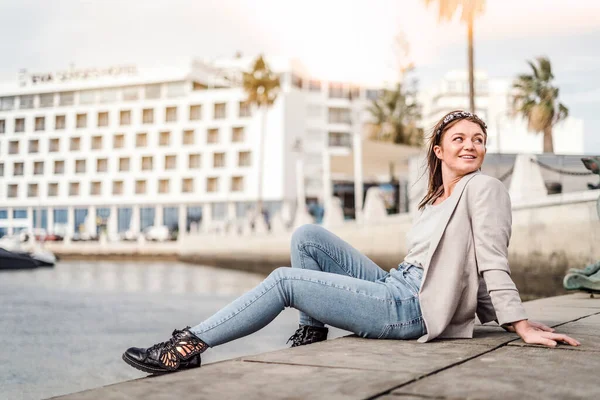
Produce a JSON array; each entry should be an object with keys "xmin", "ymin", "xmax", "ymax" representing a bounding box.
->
[{"xmin": 377, "ymin": 316, "xmax": 425, "ymax": 340}]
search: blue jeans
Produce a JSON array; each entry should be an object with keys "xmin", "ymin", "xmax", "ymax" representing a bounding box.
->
[{"xmin": 190, "ymin": 224, "xmax": 426, "ymax": 346}]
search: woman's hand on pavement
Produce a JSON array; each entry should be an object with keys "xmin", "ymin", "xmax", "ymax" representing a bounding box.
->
[{"xmin": 511, "ymin": 320, "xmax": 580, "ymax": 348}]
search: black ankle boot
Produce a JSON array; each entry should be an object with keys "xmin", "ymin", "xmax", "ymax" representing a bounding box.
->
[
  {"xmin": 287, "ymin": 324, "xmax": 329, "ymax": 347},
  {"xmin": 122, "ymin": 327, "xmax": 208, "ymax": 374}
]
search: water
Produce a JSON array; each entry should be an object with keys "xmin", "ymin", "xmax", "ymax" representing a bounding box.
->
[{"xmin": 0, "ymin": 261, "xmax": 346, "ymax": 400}]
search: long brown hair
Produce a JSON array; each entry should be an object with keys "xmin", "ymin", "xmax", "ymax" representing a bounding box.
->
[{"xmin": 418, "ymin": 110, "xmax": 488, "ymax": 210}]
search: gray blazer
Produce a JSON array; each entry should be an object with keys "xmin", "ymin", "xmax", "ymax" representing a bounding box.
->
[{"xmin": 417, "ymin": 170, "xmax": 528, "ymax": 343}]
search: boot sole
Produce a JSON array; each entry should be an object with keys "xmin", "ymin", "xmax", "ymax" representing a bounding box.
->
[{"xmin": 122, "ymin": 352, "xmax": 169, "ymax": 374}]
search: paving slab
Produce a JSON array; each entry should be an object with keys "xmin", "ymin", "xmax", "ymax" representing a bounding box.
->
[
  {"xmin": 390, "ymin": 346, "xmax": 600, "ymax": 400},
  {"xmin": 243, "ymin": 335, "xmax": 496, "ymax": 374},
  {"xmin": 51, "ymin": 359, "xmax": 406, "ymax": 400},
  {"xmin": 524, "ymin": 293, "xmax": 600, "ymax": 309}
]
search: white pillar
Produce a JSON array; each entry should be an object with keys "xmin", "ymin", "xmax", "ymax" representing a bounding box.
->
[
  {"xmin": 108, "ymin": 205, "xmax": 118, "ymax": 240},
  {"xmin": 155, "ymin": 205, "xmax": 163, "ymax": 227},
  {"xmin": 353, "ymin": 128, "xmax": 364, "ymax": 223},
  {"xmin": 88, "ymin": 205, "xmax": 97, "ymax": 236},
  {"xmin": 67, "ymin": 206, "xmax": 74, "ymax": 240},
  {"xmin": 178, "ymin": 204, "xmax": 187, "ymax": 237},
  {"xmin": 7, "ymin": 207, "xmax": 13, "ymax": 236},
  {"xmin": 27, "ymin": 206, "xmax": 34, "ymax": 232},
  {"xmin": 322, "ymin": 150, "xmax": 332, "ymax": 212},
  {"xmin": 131, "ymin": 204, "xmax": 140, "ymax": 235}
]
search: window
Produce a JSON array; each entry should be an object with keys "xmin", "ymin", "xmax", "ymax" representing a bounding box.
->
[
  {"xmin": 188, "ymin": 153, "xmax": 201, "ymax": 169},
  {"xmin": 164, "ymin": 155, "xmax": 177, "ymax": 170},
  {"xmin": 113, "ymin": 134, "xmax": 125, "ymax": 149},
  {"xmin": 182, "ymin": 178, "xmax": 194, "ymax": 193},
  {"xmin": 112, "ymin": 180, "xmax": 123, "ymax": 195},
  {"xmin": 329, "ymin": 83, "xmax": 349, "ymax": 99},
  {"xmin": 70, "ymin": 137, "xmax": 81, "ymax": 151},
  {"xmin": 158, "ymin": 179, "xmax": 169, "ymax": 194},
  {"xmin": 135, "ymin": 180, "xmax": 146, "ymax": 194},
  {"xmin": 99, "ymin": 88, "xmax": 118, "ymax": 103},
  {"xmin": 15, "ymin": 118, "xmax": 25, "ymax": 132},
  {"xmin": 141, "ymin": 156, "xmax": 153, "ymax": 171},
  {"xmin": 136, "ymin": 133, "xmax": 147, "ymax": 147},
  {"xmin": 119, "ymin": 110, "xmax": 131, "ymax": 126},
  {"xmin": 183, "ymin": 129, "xmax": 194, "ymax": 145},
  {"xmin": 9, "ymin": 140, "xmax": 19, "ymax": 154},
  {"xmin": 54, "ymin": 160, "xmax": 65, "ymax": 174},
  {"xmin": 58, "ymin": 91, "xmax": 75, "ymax": 106},
  {"xmin": 79, "ymin": 90, "xmax": 96, "ymax": 105},
  {"xmin": 213, "ymin": 152, "xmax": 225, "ymax": 168},
  {"xmin": 366, "ymin": 89, "xmax": 381, "ymax": 101},
  {"xmin": 76, "ymin": 113, "xmax": 87, "ymax": 128},
  {"xmin": 214, "ymin": 103, "xmax": 226, "ymax": 119},
  {"xmin": 8, "ymin": 184, "xmax": 18, "ymax": 198},
  {"xmin": 75, "ymin": 159, "xmax": 86, "ymax": 174},
  {"xmin": 308, "ymin": 80, "xmax": 321, "ymax": 92},
  {"xmin": 119, "ymin": 157, "xmax": 130, "ymax": 172},
  {"xmin": 329, "ymin": 131, "xmax": 351, "ymax": 147},
  {"xmin": 28, "ymin": 139, "xmax": 39, "ymax": 153},
  {"xmin": 96, "ymin": 158, "xmax": 108, "ymax": 172},
  {"xmin": 55, "ymin": 115, "xmax": 66, "ymax": 130},
  {"xmin": 189, "ymin": 105, "xmax": 202, "ymax": 120},
  {"xmin": 232, "ymin": 127, "xmax": 244, "ymax": 142},
  {"xmin": 142, "ymin": 108, "xmax": 154, "ymax": 124},
  {"xmin": 239, "ymin": 101, "xmax": 251, "ymax": 117},
  {"xmin": 90, "ymin": 181, "xmax": 102, "ymax": 196},
  {"xmin": 206, "ymin": 177, "xmax": 218, "ymax": 193},
  {"xmin": 49, "ymin": 138, "xmax": 60, "ymax": 152},
  {"xmin": 231, "ymin": 176, "xmax": 244, "ymax": 192},
  {"xmin": 33, "ymin": 161, "xmax": 44, "ymax": 175},
  {"xmin": 207, "ymin": 128, "xmax": 219, "ymax": 144},
  {"xmin": 159, "ymin": 131, "xmax": 171, "ymax": 146},
  {"xmin": 0, "ymin": 119, "xmax": 5, "ymax": 134},
  {"xmin": 291, "ymin": 74, "xmax": 303, "ymax": 89},
  {"xmin": 48, "ymin": 183, "xmax": 58, "ymax": 197},
  {"xmin": 28, "ymin": 184, "xmax": 39, "ymax": 197},
  {"xmin": 91, "ymin": 135, "xmax": 103, "ymax": 150},
  {"xmin": 328, "ymin": 107, "xmax": 351, "ymax": 124},
  {"xmin": 40, "ymin": 93, "xmax": 54, "ymax": 108},
  {"xmin": 13, "ymin": 162, "xmax": 24, "ymax": 176},
  {"xmin": 0, "ymin": 163, "xmax": 3, "ymax": 177},
  {"xmin": 238, "ymin": 151, "xmax": 251, "ymax": 167},
  {"xmin": 1, "ymin": 96, "xmax": 15, "ymax": 110},
  {"xmin": 166, "ymin": 82, "xmax": 185, "ymax": 98},
  {"xmin": 97, "ymin": 111, "xmax": 109, "ymax": 127},
  {"xmin": 20, "ymin": 95, "xmax": 34, "ymax": 109},
  {"xmin": 34, "ymin": 117, "xmax": 45, "ymax": 131},
  {"xmin": 69, "ymin": 182, "xmax": 80, "ymax": 196},
  {"xmin": 144, "ymin": 84, "xmax": 161, "ymax": 99},
  {"xmin": 123, "ymin": 86, "xmax": 139, "ymax": 101},
  {"xmin": 165, "ymin": 106, "xmax": 177, "ymax": 122}
]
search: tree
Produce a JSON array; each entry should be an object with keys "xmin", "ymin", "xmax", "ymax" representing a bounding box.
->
[
  {"xmin": 512, "ymin": 56, "xmax": 569, "ymax": 153},
  {"xmin": 423, "ymin": 0, "xmax": 486, "ymax": 113},
  {"xmin": 242, "ymin": 55, "xmax": 280, "ymax": 216},
  {"xmin": 367, "ymin": 75, "xmax": 423, "ymax": 146}
]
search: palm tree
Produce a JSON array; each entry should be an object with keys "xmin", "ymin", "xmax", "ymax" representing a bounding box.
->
[
  {"xmin": 242, "ymin": 55, "xmax": 280, "ymax": 216},
  {"xmin": 367, "ymin": 79, "xmax": 423, "ymax": 146},
  {"xmin": 512, "ymin": 56, "xmax": 569, "ymax": 153},
  {"xmin": 423, "ymin": 0, "xmax": 486, "ymax": 113}
]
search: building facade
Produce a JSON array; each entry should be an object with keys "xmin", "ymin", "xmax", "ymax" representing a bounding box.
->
[
  {"xmin": 0, "ymin": 57, "xmax": 379, "ymax": 238},
  {"xmin": 419, "ymin": 70, "xmax": 585, "ymax": 155}
]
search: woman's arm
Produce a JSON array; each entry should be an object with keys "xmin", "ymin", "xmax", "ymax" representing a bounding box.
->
[{"xmin": 469, "ymin": 177, "xmax": 579, "ymax": 348}]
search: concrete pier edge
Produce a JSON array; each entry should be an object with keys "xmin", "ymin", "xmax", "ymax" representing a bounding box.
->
[{"xmin": 51, "ymin": 292, "xmax": 600, "ymax": 400}]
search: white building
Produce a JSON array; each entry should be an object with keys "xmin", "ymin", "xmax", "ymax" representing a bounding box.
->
[
  {"xmin": 420, "ymin": 70, "xmax": 585, "ymax": 154},
  {"xmin": 0, "ymin": 57, "xmax": 379, "ymax": 238}
]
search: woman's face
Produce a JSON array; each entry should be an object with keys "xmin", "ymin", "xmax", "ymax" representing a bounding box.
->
[{"xmin": 433, "ymin": 119, "xmax": 486, "ymax": 176}]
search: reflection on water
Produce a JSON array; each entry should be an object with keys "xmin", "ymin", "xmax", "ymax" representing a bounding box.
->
[{"xmin": 3, "ymin": 260, "xmax": 266, "ymax": 296}]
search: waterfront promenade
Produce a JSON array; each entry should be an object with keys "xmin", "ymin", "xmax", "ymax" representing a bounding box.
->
[{"xmin": 53, "ymin": 292, "xmax": 599, "ymax": 400}]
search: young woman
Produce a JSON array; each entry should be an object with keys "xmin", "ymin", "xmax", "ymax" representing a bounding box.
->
[{"xmin": 122, "ymin": 110, "xmax": 579, "ymax": 374}]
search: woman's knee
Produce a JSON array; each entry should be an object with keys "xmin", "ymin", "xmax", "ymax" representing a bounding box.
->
[{"xmin": 291, "ymin": 224, "xmax": 327, "ymax": 249}]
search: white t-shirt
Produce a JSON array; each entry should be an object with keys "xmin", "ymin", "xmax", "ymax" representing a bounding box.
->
[{"xmin": 403, "ymin": 200, "xmax": 451, "ymax": 269}]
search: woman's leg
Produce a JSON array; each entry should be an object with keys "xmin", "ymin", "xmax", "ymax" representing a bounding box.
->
[
  {"xmin": 290, "ymin": 224, "xmax": 389, "ymax": 327},
  {"xmin": 190, "ymin": 266, "xmax": 400, "ymax": 347}
]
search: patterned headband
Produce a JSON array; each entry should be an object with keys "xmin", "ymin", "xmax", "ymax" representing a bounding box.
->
[{"xmin": 436, "ymin": 111, "xmax": 487, "ymax": 137}]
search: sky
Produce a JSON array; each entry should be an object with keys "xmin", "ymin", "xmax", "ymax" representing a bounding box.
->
[{"xmin": 1, "ymin": 0, "xmax": 599, "ymax": 151}]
